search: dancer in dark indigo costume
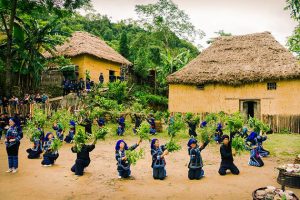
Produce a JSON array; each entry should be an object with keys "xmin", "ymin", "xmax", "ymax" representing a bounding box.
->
[
  {"xmin": 255, "ymin": 135, "xmax": 270, "ymax": 157},
  {"xmin": 115, "ymin": 139, "xmax": 142, "ymax": 178},
  {"xmin": 71, "ymin": 140, "xmax": 96, "ymax": 176},
  {"xmin": 0, "ymin": 113, "xmax": 8, "ymax": 140},
  {"xmin": 186, "ymin": 119, "xmax": 198, "ymax": 137},
  {"xmin": 147, "ymin": 115, "xmax": 156, "ymax": 135},
  {"xmin": 214, "ymin": 123, "xmax": 223, "ymax": 144},
  {"xmin": 200, "ymin": 121, "xmax": 207, "ymax": 128},
  {"xmin": 151, "ymin": 139, "xmax": 168, "ymax": 180},
  {"xmin": 116, "ymin": 115, "xmax": 126, "ymax": 136},
  {"xmin": 97, "ymin": 117, "xmax": 105, "ymax": 128},
  {"xmin": 240, "ymin": 127, "xmax": 249, "ymax": 138},
  {"xmin": 246, "ymin": 131, "xmax": 258, "ymax": 146},
  {"xmin": 132, "ymin": 114, "xmax": 141, "ymax": 134},
  {"xmin": 187, "ymin": 138, "xmax": 209, "ymax": 180},
  {"xmin": 248, "ymin": 145, "xmax": 264, "ymax": 167},
  {"xmin": 41, "ymin": 132, "xmax": 59, "ymax": 166},
  {"xmin": 5, "ymin": 118, "xmax": 23, "ymax": 173},
  {"xmin": 246, "ymin": 131, "xmax": 270, "ymax": 157},
  {"xmin": 79, "ymin": 118, "xmax": 92, "ymax": 135},
  {"xmin": 53, "ymin": 122, "xmax": 64, "ymax": 141},
  {"xmin": 65, "ymin": 120, "xmax": 76, "ymax": 143},
  {"xmin": 26, "ymin": 128, "xmax": 44, "ymax": 159},
  {"xmin": 218, "ymin": 133, "xmax": 240, "ymax": 176}
]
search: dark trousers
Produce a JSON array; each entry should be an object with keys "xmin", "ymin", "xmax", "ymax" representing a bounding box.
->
[
  {"xmin": 41, "ymin": 152, "xmax": 59, "ymax": 165},
  {"xmin": 57, "ymin": 133, "xmax": 64, "ymax": 141},
  {"xmin": 71, "ymin": 159, "xmax": 90, "ymax": 176},
  {"xmin": 218, "ymin": 162, "xmax": 240, "ymax": 175},
  {"xmin": 189, "ymin": 131, "xmax": 197, "ymax": 137},
  {"xmin": 153, "ymin": 167, "xmax": 166, "ymax": 180},
  {"xmin": 118, "ymin": 169, "xmax": 131, "ymax": 178},
  {"xmin": 258, "ymin": 147, "xmax": 270, "ymax": 157},
  {"xmin": 214, "ymin": 135, "xmax": 222, "ymax": 143},
  {"xmin": 8, "ymin": 156, "xmax": 18, "ymax": 169},
  {"xmin": 6, "ymin": 143, "xmax": 20, "ymax": 169},
  {"xmin": 26, "ymin": 148, "xmax": 42, "ymax": 159},
  {"xmin": 150, "ymin": 128, "xmax": 156, "ymax": 135},
  {"xmin": 117, "ymin": 126, "xmax": 125, "ymax": 136},
  {"xmin": 64, "ymin": 135, "xmax": 73, "ymax": 143},
  {"xmin": 249, "ymin": 157, "xmax": 264, "ymax": 167},
  {"xmin": 188, "ymin": 168, "xmax": 204, "ymax": 180}
]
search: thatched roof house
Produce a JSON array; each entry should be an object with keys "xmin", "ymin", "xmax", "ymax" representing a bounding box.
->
[
  {"xmin": 45, "ymin": 31, "xmax": 131, "ymax": 65},
  {"xmin": 167, "ymin": 32, "xmax": 300, "ymax": 85},
  {"xmin": 44, "ymin": 31, "xmax": 131, "ymax": 83},
  {"xmin": 168, "ymin": 32, "xmax": 300, "ymax": 133}
]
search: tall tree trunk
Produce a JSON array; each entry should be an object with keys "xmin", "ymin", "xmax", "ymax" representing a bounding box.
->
[{"xmin": 3, "ymin": 0, "xmax": 18, "ymax": 96}]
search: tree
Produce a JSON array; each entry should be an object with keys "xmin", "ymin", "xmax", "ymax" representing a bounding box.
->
[
  {"xmin": 11, "ymin": 17, "xmax": 68, "ymax": 88},
  {"xmin": 285, "ymin": 0, "xmax": 300, "ymax": 20},
  {"xmin": 0, "ymin": 0, "xmax": 90, "ymax": 95},
  {"xmin": 135, "ymin": 0, "xmax": 204, "ymax": 47},
  {"xmin": 157, "ymin": 48, "xmax": 192, "ymax": 92},
  {"xmin": 285, "ymin": 0, "xmax": 300, "ymax": 57},
  {"xmin": 287, "ymin": 26, "xmax": 300, "ymax": 56},
  {"xmin": 119, "ymin": 31, "xmax": 129, "ymax": 58},
  {"xmin": 0, "ymin": 0, "xmax": 18, "ymax": 96},
  {"xmin": 129, "ymin": 32, "xmax": 158, "ymax": 79},
  {"xmin": 134, "ymin": 0, "xmax": 202, "ymax": 94}
]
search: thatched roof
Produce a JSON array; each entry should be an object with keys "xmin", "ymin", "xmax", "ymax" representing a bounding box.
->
[
  {"xmin": 44, "ymin": 31, "xmax": 132, "ymax": 65},
  {"xmin": 167, "ymin": 32, "xmax": 300, "ymax": 85}
]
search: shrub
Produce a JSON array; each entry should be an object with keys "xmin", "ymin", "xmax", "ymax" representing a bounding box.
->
[
  {"xmin": 146, "ymin": 94, "xmax": 168, "ymax": 109},
  {"xmin": 93, "ymin": 127, "xmax": 109, "ymax": 140},
  {"xmin": 51, "ymin": 109, "xmax": 75, "ymax": 130},
  {"xmin": 248, "ymin": 116, "xmax": 270, "ymax": 133},
  {"xmin": 185, "ymin": 112, "xmax": 193, "ymax": 121},
  {"xmin": 73, "ymin": 129, "xmax": 90, "ymax": 152},
  {"xmin": 32, "ymin": 108, "xmax": 47, "ymax": 128},
  {"xmin": 137, "ymin": 121, "xmax": 151, "ymax": 141},
  {"xmin": 50, "ymin": 138, "xmax": 62, "ymax": 152},
  {"xmin": 224, "ymin": 112, "xmax": 244, "ymax": 134},
  {"xmin": 133, "ymin": 91, "xmax": 168, "ymax": 110},
  {"xmin": 199, "ymin": 123, "xmax": 215, "ymax": 143},
  {"xmin": 154, "ymin": 111, "xmax": 163, "ymax": 120},
  {"xmin": 232, "ymin": 135, "xmax": 246, "ymax": 155},
  {"xmin": 106, "ymin": 80, "xmax": 128, "ymax": 103}
]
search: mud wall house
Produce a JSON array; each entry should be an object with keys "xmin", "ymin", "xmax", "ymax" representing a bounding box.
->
[
  {"xmin": 44, "ymin": 31, "xmax": 132, "ymax": 84},
  {"xmin": 167, "ymin": 32, "xmax": 300, "ymax": 133}
]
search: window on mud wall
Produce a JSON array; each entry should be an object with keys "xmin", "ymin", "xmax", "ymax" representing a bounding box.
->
[
  {"xmin": 196, "ymin": 84, "xmax": 205, "ymax": 90},
  {"xmin": 267, "ymin": 82, "xmax": 277, "ymax": 90}
]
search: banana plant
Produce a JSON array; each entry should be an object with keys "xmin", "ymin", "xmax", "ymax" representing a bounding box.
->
[{"xmin": 0, "ymin": 15, "xmax": 69, "ymax": 88}]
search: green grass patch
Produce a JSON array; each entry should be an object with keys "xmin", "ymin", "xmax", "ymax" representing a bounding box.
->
[{"xmin": 264, "ymin": 134, "xmax": 300, "ymax": 162}]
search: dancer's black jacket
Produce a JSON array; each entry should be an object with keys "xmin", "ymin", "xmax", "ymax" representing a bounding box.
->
[{"xmin": 71, "ymin": 144, "xmax": 95, "ymax": 160}]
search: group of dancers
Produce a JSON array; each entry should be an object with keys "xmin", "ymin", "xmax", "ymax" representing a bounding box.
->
[
  {"xmin": 3, "ymin": 114, "xmax": 270, "ymax": 180},
  {"xmin": 186, "ymin": 117, "xmax": 270, "ymax": 168}
]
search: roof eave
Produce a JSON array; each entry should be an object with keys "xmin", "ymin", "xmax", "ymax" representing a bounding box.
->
[{"xmin": 43, "ymin": 52, "xmax": 132, "ymax": 66}]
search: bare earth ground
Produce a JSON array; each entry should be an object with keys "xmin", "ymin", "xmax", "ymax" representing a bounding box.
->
[{"xmin": 0, "ymin": 137, "xmax": 299, "ymax": 200}]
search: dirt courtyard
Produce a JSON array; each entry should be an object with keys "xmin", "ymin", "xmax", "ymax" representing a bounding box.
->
[{"xmin": 0, "ymin": 137, "xmax": 299, "ymax": 200}]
